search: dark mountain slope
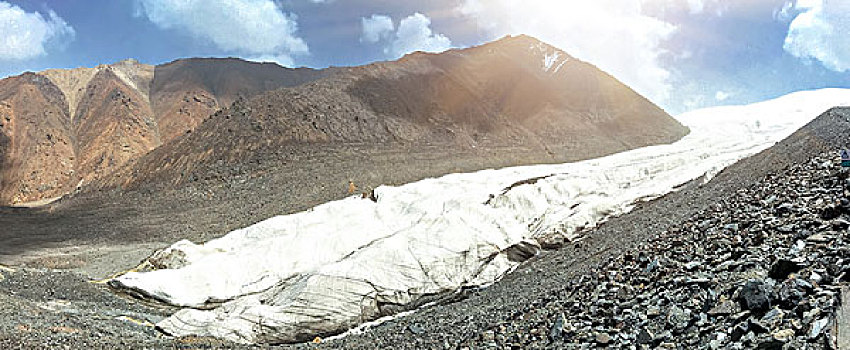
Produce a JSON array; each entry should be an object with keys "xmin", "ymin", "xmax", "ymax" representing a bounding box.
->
[
  {"xmin": 149, "ymin": 58, "xmax": 328, "ymax": 141},
  {"xmin": 99, "ymin": 35, "xmax": 688, "ymax": 191},
  {"xmin": 348, "ymin": 35, "xmax": 682, "ymax": 148}
]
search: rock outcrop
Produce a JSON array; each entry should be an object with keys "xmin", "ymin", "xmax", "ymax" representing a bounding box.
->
[{"xmin": 72, "ymin": 68, "xmax": 161, "ymax": 184}]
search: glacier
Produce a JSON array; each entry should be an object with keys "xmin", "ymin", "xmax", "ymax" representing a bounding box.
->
[{"xmin": 111, "ymin": 89, "xmax": 850, "ymax": 344}]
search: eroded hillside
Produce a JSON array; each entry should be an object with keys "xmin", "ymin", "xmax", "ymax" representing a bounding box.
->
[{"xmin": 0, "ymin": 58, "xmax": 326, "ymax": 205}]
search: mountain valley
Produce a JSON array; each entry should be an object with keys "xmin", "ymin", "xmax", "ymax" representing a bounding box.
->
[{"xmin": 2, "ymin": 33, "xmax": 849, "ymax": 349}]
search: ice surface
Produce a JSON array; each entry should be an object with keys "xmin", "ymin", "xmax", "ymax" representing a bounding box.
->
[{"xmin": 112, "ymin": 89, "xmax": 850, "ymax": 343}]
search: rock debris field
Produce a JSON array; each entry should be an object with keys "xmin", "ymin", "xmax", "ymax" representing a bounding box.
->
[{"xmin": 476, "ymin": 153, "xmax": 850, "ymax": 349}]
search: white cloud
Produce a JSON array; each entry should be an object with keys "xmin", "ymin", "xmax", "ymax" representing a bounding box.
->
[
  {"xmin": 0, "ymin": 1, "xmax": 74, "ymax": 61},
  {"xmin": 361, "ymin": 14, "xmax": 394, "ymax": 43},
  {"xmin": 715, "ymin": 90, "xmax": 730, "ymax": 101},
  {"xmin": 683, "ymin": 95, "xmax": 705, "ymax": 111},
  {"xmin": 362, "ymin": 13, "xmax": 452, "ymax": 60},
  {"xmin": 774, "ymin": 1, "xmax": 795, "ymax": 21},
  {"xmin": 242, "ymin": 54, "xmax": 295, "ymax": 67},
  {"xmin": 783, "ymin": 0, "xmax": 850, "ymax": 72},
  {"xmin": 683, "ymin": 0, "xmax": 725, "ymax": 16},
  {"xmin": 458, "ymin": 0, "xmax": 675, "ymax": 105},
  {"xmin": 385, "ymin": 13, "xmax": 452, "ymax": 59},
  {"xmin": 134, "ymin": 0, "xmax": 308, "ymax": 66},
  {"xmin": 686, "ymin": 0, "xmax": 705, "ymax": 14}
]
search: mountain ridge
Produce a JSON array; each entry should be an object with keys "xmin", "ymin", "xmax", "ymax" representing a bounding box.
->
[
  {"xmin": 0, "ymin": 57, "xmax": 330, "ymax": 205},
  {"xmin": 0, "ymin": 35, "xmax": 687, "ymax": 205},
  {"xmin": 96, "ymin": 34, "xmax": 687, "ymax": 192}
]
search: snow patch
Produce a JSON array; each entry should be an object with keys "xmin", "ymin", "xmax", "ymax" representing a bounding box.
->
[
  {"xmin": 112, "ymin": 89, "xmax": 850, "ymax": 344},
  {"xmin": 532, "ymin": 41, "xmax": 569, "ymax": 73},
  {"xmin": 552, "ymin": 57, "xmax": 569, "ymax": 73},
  {"xmin": 544, "ymin": 51, "xmax": 560, "ymax": 71}
]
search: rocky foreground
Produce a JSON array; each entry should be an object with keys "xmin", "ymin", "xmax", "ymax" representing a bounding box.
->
[
  {"xmin": 322, "ymin": 108, "xmax": 850, "ymax": 349},
  {"xmin": 469, "ymin": 152, "xmax": 850, "ymax": 349}
]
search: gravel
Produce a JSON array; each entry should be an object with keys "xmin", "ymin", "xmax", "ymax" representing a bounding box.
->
[{"xmin": 440, "ymin": 152, "xmax": 850, "ymax": 349}]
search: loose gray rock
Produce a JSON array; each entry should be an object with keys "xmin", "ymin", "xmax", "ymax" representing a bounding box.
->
[{"xmin": 740, "ymin": 279, "xmax": 771, "ymax": 312}]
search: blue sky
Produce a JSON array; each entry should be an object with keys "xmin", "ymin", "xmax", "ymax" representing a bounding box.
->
[{"xmin": 0, "ymin": 0, "xmax": 847, "ymax": 114}]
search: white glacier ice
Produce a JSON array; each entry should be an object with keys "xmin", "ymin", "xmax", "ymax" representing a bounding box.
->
[{"xmin": 112, "ymin": 89, "xmax": 850, "ymax": 344}]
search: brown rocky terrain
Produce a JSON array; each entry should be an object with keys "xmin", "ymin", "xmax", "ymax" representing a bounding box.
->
[
  {"xmin": 72, "ymin": 68, "xmax": 161, "ymax": 185},
  {"xmin": 149, "ymin": 58, "xmax": 328, "ymax": 142},
  {"xmin": 0, "ymin": 36, "xmax": 687, "ymax": 206},
  {"xmin": 0, "ymin": 73, "xmax": 75, "ymax": 204},
  {"xmin": 0, "ymin": 58, "xmax": 327, "ymax": 205},
  {"xmin": 98, "ymin": 35, "xmax": 687, "ymax": 192}
]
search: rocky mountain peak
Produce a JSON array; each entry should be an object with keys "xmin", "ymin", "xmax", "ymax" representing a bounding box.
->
[
  {"xmin": 39, "ymin": 59, "xmax": 155, "ymax": 117},
  {"xmin": 0, "ymin": 35, "xmax": 686, "ymax": 206},
  {"xmin": 0, "ymin": 56, "xmax": 327, "ymax": 205}
]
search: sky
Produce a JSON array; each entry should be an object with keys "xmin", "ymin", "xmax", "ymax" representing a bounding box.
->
[{"xmin": 0, "ymin": 0, "xmax": 848, "ymax": 114}]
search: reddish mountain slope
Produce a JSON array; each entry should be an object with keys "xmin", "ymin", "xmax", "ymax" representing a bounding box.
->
[
  {"xmin": 72, "ymin": 69, "xmax": 161, "ymax": 184},
  {"xmin": 0, "ymin": 59, "xmax": 326, "ymax": 205},
  {"xmin": 0, "ymin": 73, "xmax": 75, "ymax": 204}
]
